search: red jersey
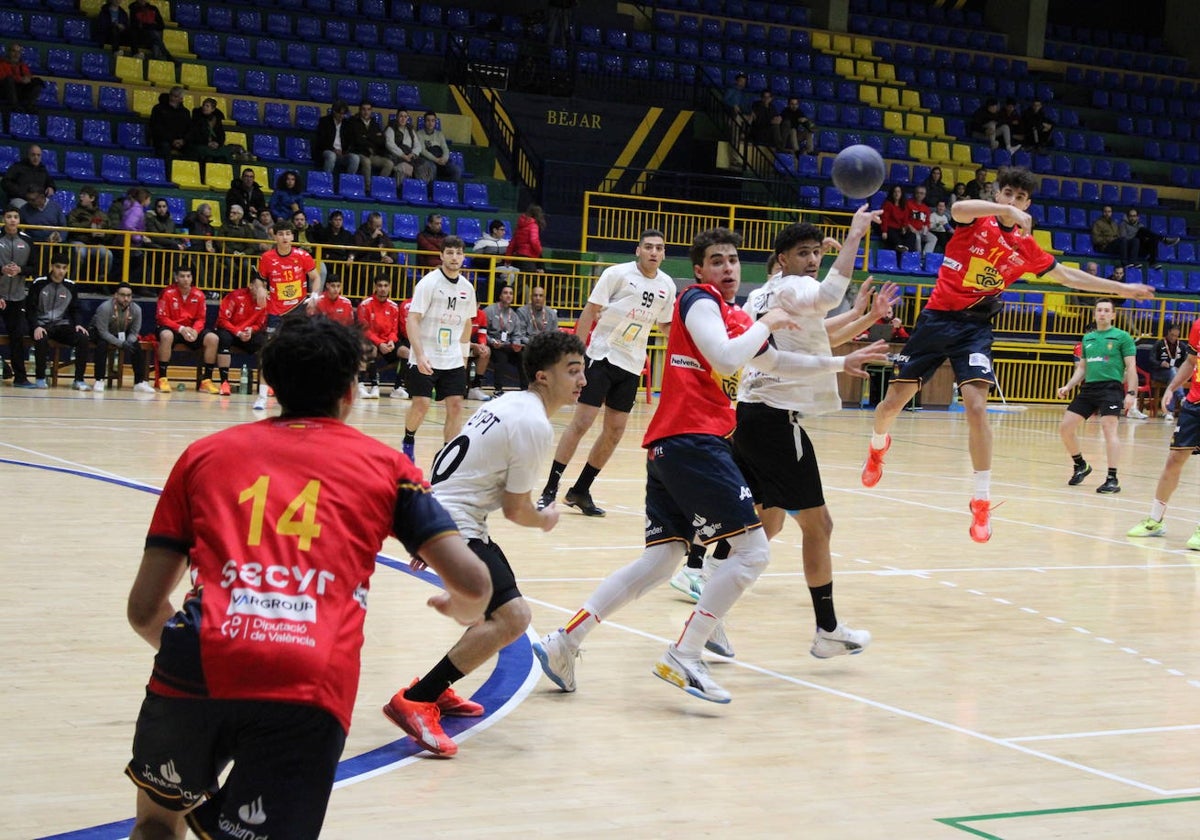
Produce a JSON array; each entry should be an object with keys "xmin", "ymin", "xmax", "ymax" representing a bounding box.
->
[
  {"xmin": 358, "ymin": 296, "xmax": 401, "ymax": 345},
  {"xmin": 643, "ymin": 284, "xmax": 754, "ymax": 447},
  {"xmin": 156, "ymin": 284, "xmax": 207, "ymax": 332},
  {"xmin": 144, "ymin": 417, "xmax": 458, "ymax": 732},
  {"xmin": 217, "ymin": 287, "xmax": 267, "ymax": 335},
  {"xmin": 1185, "ymin": 320, "xmax": 1200, "ymax": 404},
  {"xmin": 907, "ymin": 200, "xmax": 931, "ymax": 232},
  {"xmin": 926, "ymin": 216, "xmax": 1056, "ymax": 311},
  {"xmin": 258, "ymin": 247, "xmax": 316, "ymax": 315},
  {"xmin": 881, "ymin": 200, "xmax": 908, "ymax": 235},
  {"xmin": 397, "ymin": 298, "xmax": 412, "ymax": 339},
  {"xmin": 471, "ymin": 307, "xmax": 488, "ymax": 344},
  {"xmin": 316, "ymin": 293, "xmax": 355, "ymax": 325}
]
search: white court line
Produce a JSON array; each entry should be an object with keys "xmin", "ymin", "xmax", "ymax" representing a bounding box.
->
[
  {"xmin": 1008, "ymin": 723, "xmax": 1200, "ymax": 742},
  {"xmin": 0, "ymin": 441, "xmax": 160, "ymax": 487}
]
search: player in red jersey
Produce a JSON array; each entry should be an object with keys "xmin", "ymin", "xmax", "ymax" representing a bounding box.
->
[
  {"xmin": 357, "ymin": 273, "xmax": 409, "ymax": 400},
  {"xmin": 213, "ymin": 275, "xmax": 268, "ymax": 395},
  {"xmin": 466, "ymin": 305, "xmax": 492, "ymax": 400},
  {"xmin": 124, "ymin": 316, "xmax": 490, "ymax": 840},
  {"xmin": 533, "ymin": 228, "xmax": 882, "ymax": 704},
  {"xmin": 253, "ymin": 220, "xmax": 322, "ymax": 410},
  {"xmin": 315, "ymin": 273, "xmax": 355, "ymax": 325},
  {"xmin": 154, "ymin": 264, "xmax": 219, "ymax": 393},
  {"xmin": 860, "ymin": 166, "xmax": 1155, "ymax": 543}
]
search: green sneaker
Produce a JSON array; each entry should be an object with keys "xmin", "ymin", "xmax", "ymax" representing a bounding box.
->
[
  {"xmin": 1187, "ymin": 527, "xmax": 1200, "ymax": 551},
  {"xmin": 1127, "ymin": 518, "xmax": 1166, "ymax": 538}
]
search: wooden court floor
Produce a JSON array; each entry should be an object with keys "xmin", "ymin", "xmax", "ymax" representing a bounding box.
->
[{"xmin": 2, "ymin": 388, "xmax": 1199, "ymax": 839}]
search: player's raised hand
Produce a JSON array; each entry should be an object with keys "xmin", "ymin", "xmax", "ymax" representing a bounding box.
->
[
  {"xmin": 1006, "ymin": 206, "xmax": 1034, "ymax": 234},
  {"xmin": 870, "ymin": 280, "xmax": 902, "ymax": 319},
  {"xmin": 760, "ymin": 307, "xmax": 801, "ymax": 331},
  {"xmin": 848, "ymin": 203, "xmax": 883, "ymax": 237},
  {"xmin": 841, "ymin": 340, "xmax": 891, "ymax": 377},
  {"xmin": 1124, "ymin": 283, "xmax": 1155, "ymax": 300}
]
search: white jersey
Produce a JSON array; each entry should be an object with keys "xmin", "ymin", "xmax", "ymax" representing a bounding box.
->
[
  {"xmin": 430, "ymin": 391, "xmax": 553, "ymax": 541},
  {"xmin": 409, "ymin": 268, "xmax": 477, "ymax": 370},
  {"xmin": 738, "ymin": 267, "xmax": 851, "ymax": 416},
  {"xmin": 585, "ymin": 261, "xmax": 674, "ymax": 375}
]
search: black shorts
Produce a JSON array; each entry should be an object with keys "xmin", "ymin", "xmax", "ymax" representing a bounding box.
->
[
  {"xmin": 161, "ymin": 329, "xmax": 206, "ymax": 352},
  {"xmin": 126, "ymin": 691, "xmax": 345, "ymax": 840},
  {"xmin": 733, "ymin": 401, "xmax": 825, "ymax": 512},
  {"xmin": 1170, "ymin": 399, "xmax": 1200, "ymax": 449},
  {"xmin": 893, "ymin": 309, "xmax": 996, "ymax": 388},
  {"xmin": 578, "ymin": 356, "xmax": 641, "ymax": 413},
  {"xmin": 643, "ymin": 433, "xmax": 761, "ymax": 546},
  {"xmin": 215, "ymin": 327, "xmax": 267, "ymax": 356},
  {"xmin": 406, "ymin": 365, "xmax": 467, "ymax": 401},
  {"xmin": 1066, "ymin": 380, "xmax": 1125, "ymax": 419},
  {"xmin": 468, "ymin": 537, "xmax": 521, "ymax": 617}
]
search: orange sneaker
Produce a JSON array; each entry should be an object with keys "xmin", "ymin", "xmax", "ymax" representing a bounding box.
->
[
  {"xmin": 218, "ymin": 380, "xmax": 231, "ymax": 396},
  {"xmin": 969, "ymin": 498, "xmax": 993, "ymax": 543},
  {"xmin": 155, "ymin": 376, "xmax": 171, "ymax": 393},
  {"xmin": 199, "ymin": 378, "xmax": 219, "ymax": 394},
  {"xmin": 382, "ymin": 690, "xmax": 458, "ymax": 756},
  {"xmin": 407, "ymin": 678, "xmax": 484, "ymax": 717},
  {"xmin": 861, "ymin": 435, "xmax": 891, "ymax": 487}
]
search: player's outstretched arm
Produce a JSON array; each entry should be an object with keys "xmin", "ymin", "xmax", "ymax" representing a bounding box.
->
[
  {"xmin": 417, "ymin": 533, "xmax": 492, "ymax": 626},
  {"xmin": 127, "ymin": 546, "xmax": 190, "ymax": 650},
  {"xmin": 503, "ymin": 491, "xmax": 558, "ymax": 532},
  {"xmin": 1048, "ymin": 264, "xmax": 1155, "ymax": 300},
  {"xmin": 829, "ymin": 204, "xmax": 882, "ymax": 279},
  {"xmin": 826, "ymin": 278, "xmax": 901, "ymax": 347},
  {"xmin": 950, "ymin": 200, "xmax": 1032, "ymax": 232}
]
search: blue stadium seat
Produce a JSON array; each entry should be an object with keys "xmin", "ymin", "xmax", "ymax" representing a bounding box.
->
[
  {"xmin": 252, "ymin": 135, "xmax": 284, "ymax": 162},
  {"xmin": 101, "ymin": 154, "xmax": 137, "ymax": 185},
  {"xmin": 392, "ymin": 213, "xmax": 419, "ymax": 240},
  {"xmin": 871, "ymin": 248, "xmax": 898, "ymax": 273},
  {"xmin": 118, "ymin": 122, "xmax": 149, "ymax": 150},
  {"xmin": 307, "ymin": 76, "xmax": 332, "ymax": 102},
  {"xmin": 346, "ymin": 50, "xmax": 370, "ymax": 75},
  {"xmin": 45, "ymin": 115, "xmax": 75, "ymax": 145},
  {"xmin": 286, "ymin": 136, "xmax": 312, "ymax": 164},
  {"xmin": 286, "ymin": 43, "xmax": 313, "ymax": 69},
  {"xmin": 1061, "ymin": 180, "xmax": 1079, "ymax": 200},
  {"xmin": 306, "ymin": 171, "xmax": 335, "ymax": 199},
  {"xmin": 462, "ymin": 183, "xmax": 497, "ymax": 211},
  {"xmin": 337, "ymin": 174, "xmax": 367, "ymax": 201},
  {"xmin": 81, "ymin": 118, "xmax": 115, "ymax": 148},
  {"xmin": 1046, "ymin": 205, "xmax": 1066, "ymax": 227},
  {"xmin": 401, "ymin": 178, "xmax": 434, "ymax": 206},
  {"xmin": 294, "ymin": 105, "xmax": 320, "ymax": 131},
  {"xmin": 256, "ymin": 39, "xmax": 284, "ymax": 68},
  {"xmin": 267, "ymin": 12, "xmax": 292, "ymax": 37},
  {"xmin": 370, "ymin": 176, "xmax": 402, "ymax": 204},
  {"xmin": 64, "ymin": 151, "xmax": 101, "ymax": 182},
  {"xmin": 225, "ymin": 36, "xmax": 252, "ymax": 64},
  {"xmin": 136, "ymin": 157, "xmax": 172, "ymax": 187},
  {"xmin": 214, "ymin": 66, "xmax": 243, "ymax": 93},
  {"xmin": 455, "ymin": 217, "xmax": 482, "ymax": 245},
  {"xmin": 276, "ymin": 73, "xmax": 301, "ymax": 100},
  {"xmin": 8, "ymin": 113, "xmax": 39, "ymax": 141},
  {"xmin": 335, "ymin": 79, "xmax": 362, "ymax": 104},
  {"xmin": 231, "ymin": 100, "xmax": 260, "ymax": 126}
]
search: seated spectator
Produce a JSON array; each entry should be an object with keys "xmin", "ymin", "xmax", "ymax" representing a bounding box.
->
[
  {"xmin": 857, "ymin": 302, "xmax": 909, "ymax": 342},
  {"xmin": 1118, "ymin": 208, "xmax": 1179, "ymax": 268},
  {"xmin": 419, "ymin": 111, "xmax": 462, "ymax": 183},
  {"xmin": 416, "ymin": 213, "xmax": 446, "ymax": 267},
  {"xmin": 212, "ymin": 274, "xmax": 268, "ymax": 395},
  {"xmin": 315, "ymin": 273, "xmax": 355, "ymax": 324},
  {"xmin": 343, "ymin": 101, "xmax": 394, "ymax": 185},
  {"xmin": 269, "ymin": 170, "xmax": 305, "ymax": 222},
  {"xmin": 923, "ymin": 166, "xmax": 951, "ymax": 208},
  {"xmin": 1152, "ymin": 322, "xmax": 1187, "ymax": 384},
  {"xmin": 949, "ymin": 181, "xmax": 968, "ymax": 206},
  {"xmin": 149, "ymin": 87, "xmax": 191, "ymax": 159},
  {"xmin": 353, "ymin": 211, "xmax": 396, "ymax": 265},
  {"xmin": 225, "ymin": 168, "xmax": 267, "ymax": 220},
  {"xmin": 251, "ymin": 207, "xmax": 274, "ymax": 251},
  {"xmin": 311, "ymin": 209, "xmax": 354, "ymax": 264},
  {"xmin": 95, "ymin": 0, "xmax": 131, "ymax": 54},
  {"xmin": 963, "ymin": 168, "xmax": 989, "ymax": 200},
  {"xmin": 928, "ymin": 199, "xmax": 952, "ymax": 251},
  {"xmin": 999, "ymin": 99, "xmax": 1025, "ymax": 148},
  {"xmin": 188, "ymin": 97, "xmax": 236, "ymax": 164},
  {"xmin": 182, "ymin": 203, "xmax": 217, "ymax": 258},
  {"xmin": 128, "ymin": 0, "xmax": 172, "ymax": 60},
  {"xmin": 473, "ymin": 219, "xmax": 510, "ymax": 254},
  {"xmin": 1109, "ymin": 265, "xmax": 1126, "ymax": 283},
  {"xmin": 2, "ymin": 144, "xmax": 55, "ymax": 208},
  {"xmin": 357, "ymin": 273, "xmax": 409, "ymax": 399},
  {"xmin": 907, "ymin": 185, "xmax": 936, "ymax": 255},
  {"xmin": 505, "ymin": 204, "xmax": 545, "ymax": 271},
  {"xmin": 290, "ymin": 209, "xmax": 317, "ymax": 250},
  {"xmin": 90, "ymin": 281, "xmax": 153, "ymax": 392},
  {"xmin": 19, "ymin": 187, "xmax": 66, "ymax": 246},
  {"xmin": 969, "ymin": 99, "xmax": 1017, "ymax": 152},
  {"xmin": 880, "ymin": 185, "xmax": 916, "ymax": 252},
  {"xmin": 1021, "ymin": 99, "xmax": 1055, "ymax": 152},
  {"xmin": 144, "ymin": 195, "xmax": 185, "ymax": 250},
  {"xmin": 154, "ymin": 264, "xmax": 218, "ymax": 392},
  {"xmin": 28, "ymin": 251, "xmax": 90, "ymax": 390},
  {"xmin": 385, "ymin": 109, "xmax": 435, "ymax": 184},
  {"xmin": 518, "ymin": 284, "xmax": 559, "ymax": 339},
  {"xmin": 778, "ymin": 96, "xmax": 816, "ymax": 155},
  {"xmin": 313, "ymin": 100, "xmax": 362, "ymax": 175},
  {"xmin": 484, "ymin": 283, "xmax": 527, "ymax": 392},
  {"xmin": 65, "ymin": 186, "xmax": 115, "ymax": 279},
  {"xmin": 723, "ymin": 71, "xmax": 753, "ymax": 122},
  {"xmin": 220, "ymin": 203, "xmax": 258, "ymax": 285},
  {"xmin": 1090, "ymin": 205, "xmax": 1122, "ymax": 258},
  {"xmin": 108, "ymin": 187, "xmax": 152, "ymax": 282},
  {"xmin": 748, "ymin": 90, "xmax": 782, "ymax": 148},
  {"xmin": 0, "ymin": 43, "xmax": 45, "ymax": 125}
]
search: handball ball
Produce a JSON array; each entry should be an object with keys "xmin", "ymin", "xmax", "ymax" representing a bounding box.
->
[{"xmin": 831, "ymin": 144, "xmax": 886, "ymax": 199}]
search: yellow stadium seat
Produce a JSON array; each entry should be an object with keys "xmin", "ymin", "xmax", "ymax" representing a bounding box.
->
[
  {"xmin": 190, "ymin": 198, "xmax": 222, "ymax": 227},
  {"xmin": 855, "ymin": 60, "xmax": 876, "ymax": 81},
  {"xmin": 904, "ymin": 113, "xmax": 925, "ymax": 135},
  {"xmin": 162, "ymin": 28, "xmax": 190, "ymax": 58},
  {"xmin": 114, "ymin": 54, "xmax": 144, "ymax": 83},
  {"xmin": 882, "ymin": 111, "xmax": 903, "ymax": 133},
  {"xmin": 146, "ymin": 59, "xmax": 176, "ymax": 88},
  {"xmin": 858, "ymin": 84, "xmax": 879, "ymax": 106},
  {"xmin": 79, "ymin": 0, "xmax": 104, "ymax": 14},
  {"xmin": 852, "ymin": 37, "xmax": 873, "ymax": 56},
  {"xmin": 132, "ymin": 87, "xmax": 159, "ymax": 117},
  {"xmin": 179, "ymin": 63, "xmax": 211, "ymax": 91},
  {"xmin": 831, "ymin": 34, "xmax": 852, "ymax": 54},
  {"xmin": 835, "ymin": 57, "xmax": 855, "ymax": 78},
  {"xmin": 908, "ymin": 139, "xmax": 930, "ymax": 160},
  {"xmin": 225, "ymin": 130, "xmax": 248, "ymax": 150},
  {"xmin": 811, "ymin": 31, "xmax": 831, "ymax": 51},
  {"xmin": 951, "ymin": 143, "xmax": 973, "ymax": 164},
  {"xmin": 210, "ymin": 94, "xmax": 229, "ymax": 115},
  {"xmin": 204, "ymin": 163, "xmax": 235, "ymax": 191},
  {"xmin": 875, "ymin": 62, "xmax": 896, "ymax": 82},
  {"xmin": 1033, "ymin": 229, "xmax": 1057, "ymax": 253},
  {"xmin": 879, "ymin": 86, "xmax": 900, "ymax": 108},
  {"xmin": 171, "ymin": 160, "xmax": 204, "ymax": 190},
  {"xmin": 929, "ymin": 141, "xmax": 951, "ymax": 162},
  {"xmin": 925, "ymin": 116, "xmax": 946, "ymax": 137},
  {"xmin": 900, "ymin": 89, "xmax": 922, "ymax": 111},
  {"xmin": 248, "ymin": 165, "xmax": 270, "ymax": 190},
  {"xmin": 957, "ymin": 167, "xmax": 978, "ymax": 185}
]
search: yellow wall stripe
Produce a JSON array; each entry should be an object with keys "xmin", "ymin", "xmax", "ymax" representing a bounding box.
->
[
  {"xmin": 634, "ymin": 110, "xmax": 694, "ymax": 194},
  {"xmin": 604, "ymin": 107, "xmax": 663, "ymax": 185}
]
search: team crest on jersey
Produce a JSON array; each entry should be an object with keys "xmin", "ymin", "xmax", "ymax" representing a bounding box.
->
[{"xmin": 711, "ymin": 368, "xmax": 741, "ymax": 400}]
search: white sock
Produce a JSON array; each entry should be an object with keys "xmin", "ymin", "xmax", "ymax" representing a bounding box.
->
[
  {"xmin": 1151, "ymin": 499, "xmax": 1167, "ymax": 521},
  {"xmin": 871, "ymin": 432, "xmax": 889, "ymax": 450},
  {"xmin": 973, "ymin": 470, "xmax": 991, "ymax": 500},
  {"xmin": 675, "ymin": 608, "xmax": 719, "ymax": 659},
  {"xmin": 258, "ymin": 381, "xmax": 268, "ymax": 398}
]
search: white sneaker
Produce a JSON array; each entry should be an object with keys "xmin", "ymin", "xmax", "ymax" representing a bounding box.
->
[
  {"xmin": 357, "ymin": 382, "xmax": 373, "ymax": 399},
  {"xmin": 669, "ymin": 568, "xmax": 704, "ymax": 603},
  {"xmin": 368, "ymin": 384, "xmax": 380, "ymax": 399},
  {"xmin": 1165, "ymin": 412, "xmax": 1175, "ymax": 423},
  {"xmin": 531, "ymin": 630, "xmax": 579, "ymax": 692},
  {"xmin": 92, "ymin": 380, "xmax": 105, "ymax": 393},
  {"xmin": 391, "ymin": 385, "xmax": 409, "ymax": 399},
  {"xmin": 653, "ymin": 644, "xmax": 731, "ymax": 703},
  {"xmin": 72, "ymin": 380, "xmax": 91, "ymax": 391},
  {"xmin": 253, "ymin": 395, "xmax": 267, "ymax": 411},
  {"xmin": 466, "ymin": 386, "xmax": 491, "ymax": 401},
  {"xmin": 810, "ymin": 623, "xmax": 872, "ymax": 659},
  {"xmin": 133, "ymin": 381, "xmax": 155, "ymax": 393},
  {"xmin": 1127, "ymin": 407, "xmax": 1149, "ymax": 420},
  {"xmin": 704, "ymin": 620, "xmax": 735, "ymax": 658}
]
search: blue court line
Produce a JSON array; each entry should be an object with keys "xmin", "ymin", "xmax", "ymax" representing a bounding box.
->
[{"xmin": 0, "ymin": 458, "xmax": 528, "ymax": 840}]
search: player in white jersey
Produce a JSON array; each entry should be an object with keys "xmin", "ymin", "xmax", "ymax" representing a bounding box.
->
[
  {"xmin": 538, "ymin": 229, "xmax": 674, "ymax": 516},
  {"xmin": 403, "ymin": 235, "xmax": 476, "ymax": 463},
  {"xmin": 383, "ymin": 331, "xmax": 587, "ymax": 756}
]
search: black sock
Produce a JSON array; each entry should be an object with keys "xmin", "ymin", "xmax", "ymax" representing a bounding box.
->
[
  {"xmin": 403, "ymin": 430, "xmax": 416, "ymax": 444},
  {"xmin": 713, "ymin": 539, "xmax": 731, "ymax": 560},
  {"xmin": 1108, "ymin": 468, "xmax": 1118, "ymax": 479},
  {"xmin": 545, "ymin": 460, "xmax": 566, "ymax": 494},
  {"xmin": 203, "ymin": 364, "xmax": 214, "ymax": 379},
  {"xmin": 573, "ymin": 463, "xmax": 601, "ymax": 493},
  {"xmin": 810, "ymin": 582, "xmax": 838, "ymax": 632},
  {"xmin": 471, "ymin": 374, "xmax": 483, "ymax": 387},
  {"xmin": 1072, "ymin": 453, "xmax": 1086, "ymax": 468},
  {"xmin": 406, "ymin": 656, "xmax": 466, "ymax": 704},
  {"xmin": 159, "ymin": 363, "xmax": 169, "ymax": 378},
  {"xmin": 686, "ymin": 542, "xmax": 706, "ymax": 569},
  {"xmin": 219, "ymin": 367, "xmax": 229, "ymax": 383}
]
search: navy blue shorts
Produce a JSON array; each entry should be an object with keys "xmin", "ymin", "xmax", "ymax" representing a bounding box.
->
[
  {"xmin": 1066, "ymin": 380, "xmax": 1125, "ymax": 418},
  {"xmin": 1170, "ymin": 399, "xmax": 1200, "ymax": 450},
  {"xmin": 733, "ymin": 401, "xmax": 825, "ymax": 512},
  {"xmin": 643, "ymin": 434, "xmax": 761, "ymax": 546},
  {"xmin": 578, "ymin": 356, "xmax": 641, "ymax": 413},
  {"xmin": 893, "ymin": 309, "xmax": 996, "ymax": 388}
]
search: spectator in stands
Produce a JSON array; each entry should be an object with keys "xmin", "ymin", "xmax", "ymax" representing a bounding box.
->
[
  {"xmin": 95, "ymin": 0, "xmax": 131, "ymax": 55},
  {"xmin": 928, "ymin": 199, "xmax": 952, "ymax": 251},
  {"xmin": 880, "ymin": 185, "xmax": 916, "ymax": 252},
  {"xmin": 251, "ymin": 207, "xmax": 274, "ymax": 250},
  {"xmin": 1118, "ymin": 208, "xmax": 1179, "ymax": 269},
  {"xmin": 312, "ymin": 209, "xmax": 354, "ymax": 264},
  {"xmin": 269, "ymin": 171, "xmax": 305, "ymax": 223},
  {"xmin": 19, "ymin": 188, "xmax": 66, "ymax": 246},
  {"xmin": 1090, "ymin": 206, "xmax": 1121, "ymax": 258},
  {"xmin": 90, "ymin": 282, "xmax": 153, "ymax": 392},
  {"xmin": 419, "ymin": 111, "xmax": 462, "ymax": 184},
  {"xmin": 964, "ymin": 168, "xmax": 989, "ymax": 200},
  {"xmin": 485, "ymin": 283, "xmax": 527, "ymax": 393},
  {"xmin": 949, "ymin": 181, "xmax": 968, "ymax": 206},
  {"xmin": 969, "ymin": 99, "xmax": 1017, "ymax": 152},
  {"xmin": 2, "ymin": 144, "xmax": 55, "ymax": 208},
  {"xmin": 29, "ymin": 251, "xmax": 91, "ymax": 390},
  {"xmin": 110, "ymin": 188, "xmax": 152, "ymax": 284},
  {"xmin": 416, "ymin": 213, "xmax": 446, "ymax": 268},
  {"xmin": 155, "ymin": 264, "xmax": 218, "ymax": 392},
  {"xmin": 354, "ymin": 211, "xmax": 396, "ymax": 266},
  {"xmin": 0, "ymin": 206, "xmax": 35, "ymax": 387},
  {"xmin": 723, "ymin": 72, "xmax": 753, "ymax": 121},
  {"xmin": 906, "ymin": 185, "xmax": 937, "ymax": 255},
  {"xmin": 225, "ymin": 168, "xmax": 267, "ymax": 221},
  {"xmin": 519, "ymin": 284, "xmax": 559, "ymax": 340},
  {"xmin": 778, "ymin": 97, "xmax": 816, "ymax": 155},
  {"xmin": 344, "ymin": 101, "xmax": 395, "ymax": 187},
  {"xmin": 473, "ymin": 219, "xmax": 510, "ymax": 255},
  {"xmin": 923, "ymin": 166, "xmax": 951, "ymax": 208},
  {"xmin": 385, "ymin": 109, "xmax": 435, "ymax": 184},
  {"xmin": 128, "ymin": 0, "xmax": 172, "ymax": 60},
  {"xmin": 357, "ymin": 274, "xmax": 409, "ymax": 400},
  {"xmin": 1021, "ymin": 99, "xmax": 1055, "ymax": 152},
  {"xmin": 313, "ymin": 100, "xmax": 362, "ymax": 176},
  {"xmin": 748, "ymin": 90, "xmax": 783, "ymax": 148},
  {"xmin": 182, "ymin": 203, "xmax": 217, "ymax": 283},
  {"xmin": 290, "ymin": 210, "xmax": 316, "ymax": 250},
  {"xmin": 999, "ymin": 99, "xmax": 1025, "ymax": 148},
  {"xmin": 149, "ymin": 87, "xmax": 191, "ymax": 160},
  {"xmin": 1110, "ymin": 265, "xmax": 1126, "ymax": 282},
  {"xmin": 188, "ymin": 97, "xmax": 236, "ymax": 164},
  {"xmin": 66, "ymin": 186, "xmax": 114, "ymax": 279},
  {"xmin": 220, "ymin": 204, "xmax": 258, "ymax": 286},
  {"xmin": 506, "ymin": 204, "xmax": 545, "ymax": 271},
  {"xmin": 1152, "ymin": 322, "xmax": 1187, "ymax": 385},
  {"xmin": 145, "ymin": 196, "xmax": 185, "ymax": 250},
  {"xmin": 0, "ymin": 43, "xmax": 45, "ymax": 125},
  {"xmin": 212, "ymin": 274, "xmax": 268, "ymax": 395}
]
